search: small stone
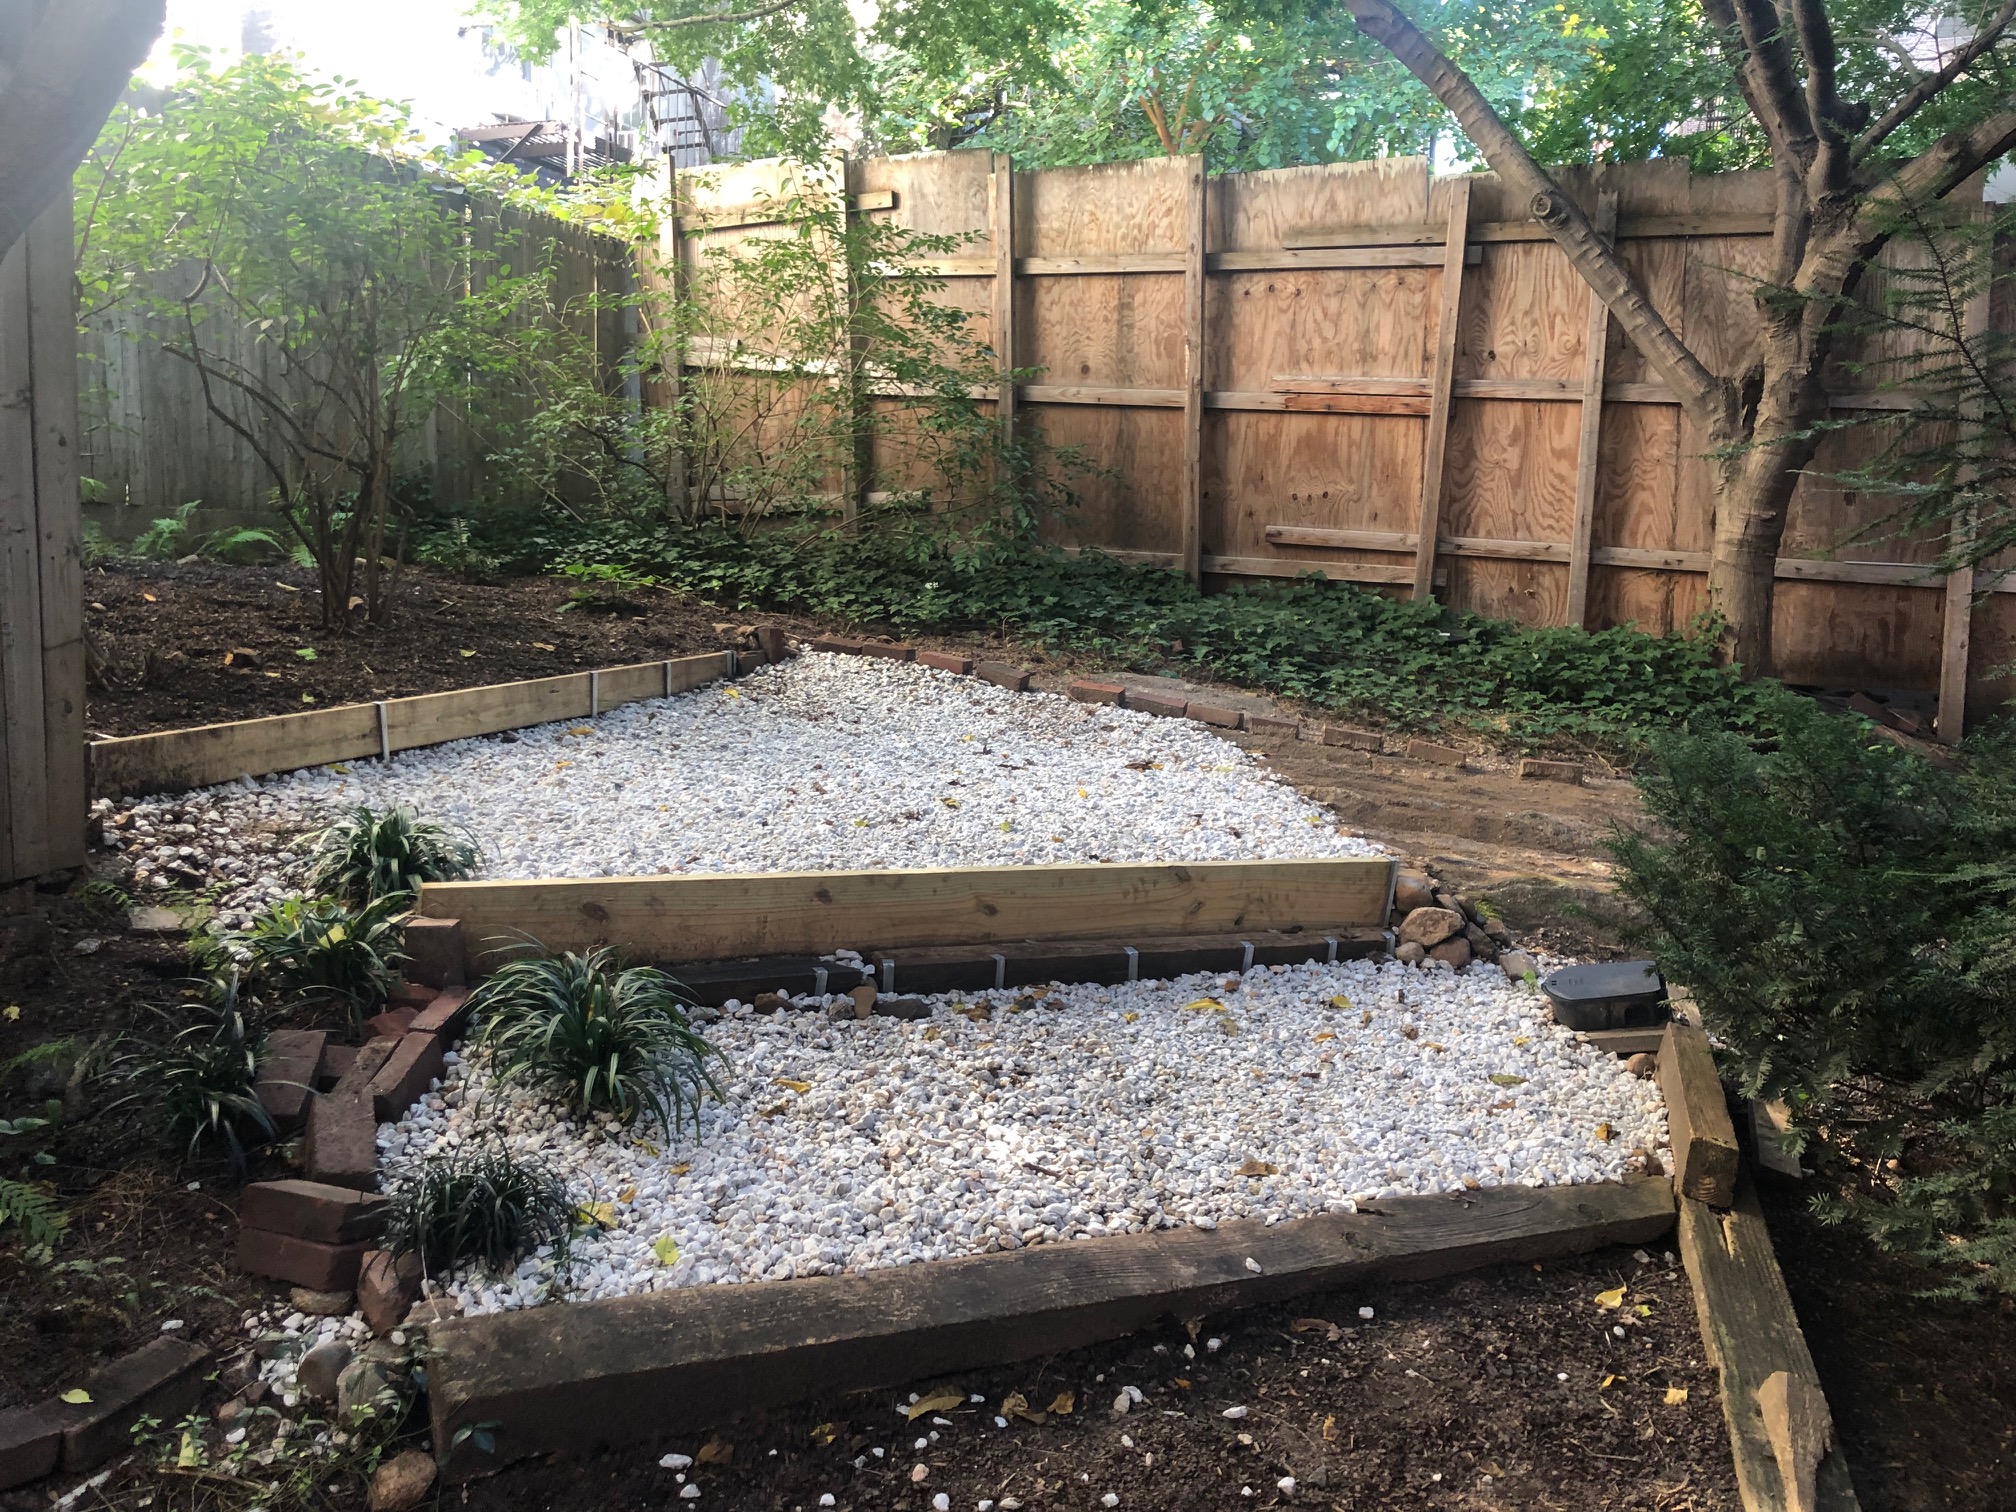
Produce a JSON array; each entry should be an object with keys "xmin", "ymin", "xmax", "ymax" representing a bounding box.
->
[
  {"xmin": 934, "ymin": 1495, "xmax": 952, "ymax": 1512},
  {"xmin": 1111, "ymin": 1392, "xmax": 1131, "ymax": 1416},
  {"xmin": 1626, "ymin": 1052, "xmax": 1657, "ymax": 1079},
  {"xmin": 289, "ymin": 1287, "xmax": 354, "ymax": 1317},
  {"xmin": 1221, "ymin": 1406, "xmax": 1248, "ymax": 1419},
  {"xmin": 1428, "ymin": 937, "xmax": 1472, "ymax": 969},
  {"xmin": 660, "ymin": 1454, "xmax": 694, "ymax": 1469},
  {"xmin": 1277, "ymin": 1477, "xmax": 1296, "ymax": 1495},
  {"xmin": 911, "ymin": 1463, "xmax": 929, "ymax": 1483},
  {"xmin": 1499, "ymin": 950, "xmax": 1538, "ymax": 982},
  {"xmin": 295, "ymin": 1341, "xmax": 352, "ymax": 1402},
  {"xmin": 679, "ymin": 1486, "xmax": 701, "ymax": 1501},
  {"xmin": 357, "ymin": 1249, "xmax": 422, "ymax": 1335},
  {"xmin": 1396, "ymin": 907, "xmax": 1463, "ymax": 948},
  {"xmin": 1357, "ymin": 1306, "xmax": 1375, "ymax": 1320},
  {"xmin": 1395, "ymin": 941, "xmax": 1427, "ymax": 965},
  {"xmin": 849, "ymin": 985, "xmax": 877, "ymax": 1019},
  {"xmin": 367, "ymin": 1449, "xmax": 436, "ymax": 1512},
  {"xmin": 751, "ymin": 992, "xmax": 789, "ymax": 1014}
]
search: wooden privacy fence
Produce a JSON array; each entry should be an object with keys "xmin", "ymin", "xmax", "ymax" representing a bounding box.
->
[
  {"xmin": 1, "ymin": 196, "xmax": 85, "ymax": 885},
  {"xmin": 77, "ymin": 200, "xmax": 631, "ymax": 536},
  {"xmin": 673, "ymin": 151, "xmax": 2011, "ymax": 731}
]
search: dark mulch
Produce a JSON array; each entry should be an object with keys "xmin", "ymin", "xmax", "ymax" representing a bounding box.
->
[
  {"xmin": 462, "ymin": 1243, "xmax": 1737, "ymax": 1512},
  {"xmin": 80, "ymin": 560, "xmax": 759, "ymax": 738}
]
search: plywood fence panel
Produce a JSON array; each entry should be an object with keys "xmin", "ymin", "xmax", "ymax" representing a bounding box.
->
[{"xmin": 1030, "ymin": 405, "xmax": 1186, "ymax": 554}]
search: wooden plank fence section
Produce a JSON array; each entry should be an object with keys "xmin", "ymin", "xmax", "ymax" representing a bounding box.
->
[
  {"xmin": 430, "ymin": 1177, "xmax": 1677, "ymax": 1476},
  {"xmin": 673, "ymin": 151, "xmax": 2008, "ymax": 723},
  {"xmin": 89, "ymin": 651, "xmax": 735, "ymax": 797},
  {"xmin": 417, "ymin": 855, "xmax": 1400, "ymax": 968},
  {"xmin": 1, "ymin": 197, "xmax": 86, "ymax": 885}
]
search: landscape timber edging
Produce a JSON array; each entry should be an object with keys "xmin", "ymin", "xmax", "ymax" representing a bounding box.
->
[
  {"xmin": 87, "ymin": 650, "xmax": 742, "ymax": 798},
  {"xmin": 427, "ymin": 1177, "xmax": 1677, "ymax": 1477},
  {"xmin": 417, "ymin": 856, "xmax": 1400, "ymax": 972}
]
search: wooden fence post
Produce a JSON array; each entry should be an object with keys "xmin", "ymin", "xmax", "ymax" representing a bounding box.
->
[
  {"xmin": 1565, "ymin": 190, "xmax": 1619, "ymax": 627},
  {"xmin": 1936, "ymin": 204, "xmax": 1994, "ymax": 745},
  {"xmin": 1181, "ymin": 153, "xmax": 1207, "ymax": 583},
  {"xmin": 1411, "ymin": 177, "xmax": 1472, "ymax": 603},
  {"xmin": 659, "ymin": 154, "xmax": 692, "ymax": 522},
  {"xmin": 991, "ymin": 153, "xmax": 1017, "ymax": 452},
  {"xmin": 834, "ymin": 155, "xmax": 868, "ymax": 530}
]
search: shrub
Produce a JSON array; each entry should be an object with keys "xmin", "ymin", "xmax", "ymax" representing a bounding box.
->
[
  {"xmin": 243, "ymin": 894, "xmax": 406, "ymax": 1010},
  {"xmin": 1612, "ymin": 701, "xmax": 2016, "ymax": 1296},
  {"xmin": 123, "ymin": 980, "xmax": 277, "ymax": 1171},
  {"xmin": 384, "ymin": 1145, "xmax": 573, "ymax": 1276},
  {"xmin": 305, "ymin": 804, "xmax": 480, "ymax": 906},
  {"xmin": 471, "ymin": 947, "xmax": 721, "ymax": 1134}
]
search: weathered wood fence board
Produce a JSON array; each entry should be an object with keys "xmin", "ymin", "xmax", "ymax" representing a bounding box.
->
[
  {"xmin": 671, "ymin": 151, "xmax": 2007, "ymax": 727},
  {"xmin": 1, "ymin": 198, "xmax": 86, "ymax": 885},
  {"xmin": 89, "ymin": 651, "xmax": 734, "ymax": 797},
  {"xmin": 418, "ymin": 855, "xmax": 1399, "ymax": 968}
]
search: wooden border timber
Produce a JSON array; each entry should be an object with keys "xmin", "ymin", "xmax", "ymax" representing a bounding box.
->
[
  {"xmin": 1679, "ymin": 1172, "xmax": 1861, "ymax": 1511},
  {"xmin": 429, "ymin": 1177, "xmax": 1677, "ymax": 1477},
  {"xmin": 89, "ymin": 651, "xmax": 736, "ymax": 798},
  {"xmin": 1657, "ymin": 1020, "xmax": 1740, "ymax": 1207},
  {"xmin": 416, "ymin": 856, "xmax": 1399, "ymax": 972}
]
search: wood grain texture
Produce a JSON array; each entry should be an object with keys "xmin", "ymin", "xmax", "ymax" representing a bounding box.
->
[
  {"xmin": 1181, "ymin": 155, "xmax": 1206, "ymax": 581},
  {"xmin": 1565, "ymin": 193, "xmax": 1618, "ymax": 627},
  {"xmin": 1658, "ymin": 1021, "xmax": 1739, "ymax": 1208},
  {"xmin": 431, "ymin": 1176, "xmax": 1675, "ymax": 1475},
  {"xmin": 0, "ymin": 207, "xmax": 40, "ymax": 879},
  {"xmin": 421, "ymin": 857, "xmax": 1398, "ymax": 967},
  {"xmin": 1413, "ymin": 178, "xmax": 1472, "ymax": 601},
  {"xmin": 1679, "ymin": 1178, "xmax": 1861, "ymax": 1512},
  {"xmin": 89, "ymin": 654, "xmax": 734, "ymax": 797}
]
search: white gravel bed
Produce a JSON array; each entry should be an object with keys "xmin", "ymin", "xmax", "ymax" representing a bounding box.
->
[
  {"xmin": 102, "ymin": 654, "xmax": 1378, "ymax": 921},
  {"xmin": 380, "ymin": 956, "xmax": 1667, "ymax": 1316}
]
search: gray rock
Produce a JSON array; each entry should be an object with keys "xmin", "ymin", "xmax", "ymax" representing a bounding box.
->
[
  {"xmin": 1397, "ymin": 907, "xmax": 1464, "ymax": 948},
  {"xmin": 1392, "ymin": 872, "xmax": 1435, "ymax": 914},
  {"xmin": 289, "ymin": 1286, "xmax": 354, "ymax": 1317},
  {"xmin": 295, "ymin": 1340, "xmax": 352, "ymax": 1402},
  {"xmin": 1428, "ymin": 937, "xmax": 1472, "ymax": 969},
  {"xmin": 337, "ymin": 1356, "xmax": 402, "ymax": 1421},
  {"xmin": 1395, "ymin": 941, "xmax": 1427, "ymax": 965},
  {"xmin": 1499, "ymin": 950, "xmax": 1539, "ymax": 983},
  {"xmin": 1463, "ymin": 924, "xmax": 1498, "ymax": 962},
  {"xmin": 368, "ymin": 1449, "xmax": 437, "ymax": 1512}
]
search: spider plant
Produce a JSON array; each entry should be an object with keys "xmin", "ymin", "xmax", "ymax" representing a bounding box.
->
[
  {"xmin": 384, "ymin": 1144, "xmax": 573, "ymax": 1275},
  {"xmin": 305, "ymin": 804, "xmax": 480, "ymax": 906},
  {"xmin": 470, "ymin": 947, "xmax": 722, "ymax": 1135}
]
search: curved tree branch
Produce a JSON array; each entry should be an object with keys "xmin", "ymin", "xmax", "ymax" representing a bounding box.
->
[
  {"xmin": 1856, "ymin": 0, "xmax": 2016, "ymax": 163},
  {"xmin": 1340, "ymin": 0, "xmax": 1727, "ymax": 430},
  {"xmin": 611, "ymin": 0, "xmax": 799, "ymax": 35}
]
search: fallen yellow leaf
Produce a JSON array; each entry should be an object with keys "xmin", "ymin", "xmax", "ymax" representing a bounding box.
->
[
  {"xmin": 1313, "ymin": 1031, "xmax": 1336, "ymax": 1043},
  {"xmin": 1321, "ymin": 1414, "xmax": 1338, "ymax": 1443},
  {"xmin": 533, "ymin": 641, "xmax": 556, "ymax": 651},
  {"xmin": 1123, "ymin": 1011, "xmax": 1139, "ymax": 1023},
  {"xmin": 1235, "ymin": 1159, "xmax": 1279, "ymax": 1177},
  {"xmin": 177, "ymin": 1429, "xmax": 201, "ymax": 1467},
  {"xmin": 1600, "ymin": 1374, "xmax": 1618, "ymax": 1389},
  {"xmin": 696, "ymin": 1436, "xmax": 732, "ymax": 1464},
  {"xmin": 773, "ymin": 1078, "xmax": 811, "ymax": 1094},
  {"xmin": 1327, "ymin": 995, "xmax": 1353, "ymax": 1010},
  {"xmin": 1595, "ymin": 1286, "xmax": 1627, "ymax": 1309},
  {"xmin": 907, "ymin": 1391, "xmax": 964, "ymax": 1420},
  {"xmin": 569, "ymin": 725, "xmax": 594, "ymax": 736},
  {"xmin": 577, "ymin": 1202, "xmax": 618, "ymax": 1230},
  {"xmin": 1664, "ymin": 1386, "xmax": 1689, "ymax": 1405},
  {"xmin": 618, "ymin": 1185, "xmax": 637, "ymax": 1204},
  {"xmin": 1634, "ymin": 1304, "xmax": 1652, "ymax": 1317},
  {"xmin": 1183, "ymin": 998, "xmax": 1226, "ymax": 1014},
  {"xmin": 142, "ymin": 592, "xmax": 157, "ymax": 603},
  {"xmin": 2, "ymin": 1005, "xmax": 17, "ymax": 1022},
  {"xmin": 458, "ymin": 648, "xmax": 475, "ymax": 657},
  {"xmin": 1047, "ymin": 1391, "xmax": 1074, "ymax": 1415},
  {"xmin": 1513, "ymin": 1035, "xmax": 1532, "ymax": 1047},
  {"xmin": 652, "ymin": 1236, "xmax": 680, "ymax": 1265},
  {"xmin": 1425, "ymin": 1041, "xmax": 1447, "ymax": 1052},
  {"xmin": 1489, "ymin": 1073, "xmax": 1528, "ymax": 1088},
  {"xmin": 1596, "ymin": 1122, "xmax": 1615, "ymax": 1142},
  {"xmin": 810, "ymin": 1422, "xmax": 838, "ymax": 1446},
  {"xmin": 59, "ymin": 1389, "xmax": 91, "ymax": 1405}
]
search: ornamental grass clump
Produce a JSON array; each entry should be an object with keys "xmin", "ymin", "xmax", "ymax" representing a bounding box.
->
[
  {"xmin": 470, "ymin": 947, "xmax": 721, "ymax": 1135},
  {"xmin": 243, "ymin": 894, "xmax": 406, "ymax": 1009},
  {"xmin": 306, "ymin": 804, "xmax": 479, "ymax": 906},
  {"xmin": 385, "ymin": 1145, "xmax": 573, "ymax": 1275},
  {"xmin": 123, "ymin": 978, "xmax": 276, "ymax": 1172}
]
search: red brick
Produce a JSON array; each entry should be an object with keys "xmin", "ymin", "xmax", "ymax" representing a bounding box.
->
[
  {"xmin": 369, "ymin": 1031, "xmax": 445, "ymax": 1122},
  {"xmin": 255, "ymin": 1029, "xmax": 327, "ymax": 1133},
  {"xmin": 1321, "ymin": 725, "xmax": 1384, "ymax": 751},
  {"xmin": 316, "ymin": 1043, "xmax": 358, "ymax": 1090},
  {"xmin": 0, "ymin": 1403, "xmax": 64, "ymax": 1490},
  {"xmin": 305, "ymin": 1086, "xmax": 379, "ymax": 1190},
  {"xmin": 237, "ymin": 1227, "xmax": 368, "ymax": 1291},
  {"xmin": 239, "ymin": 1179, "xmax": 389, "ymax": 1245},
  {"xmin": 974, "ymin": 661, "xmax": 1033, "ymax": 692},
  {"xmin": 1245, "ymin": 714, "xmax": 1298, "ymax": 737},
  {"xmin": 363, "ymin": 1007, "xmax": 416, "ymax": 1041},
  {"xmin": 808, "ymin": 636, "xmax": 866, "ymax": 656},
  {"xmin": 386, "ymin": 983, "xmax": 436, "ymax": 1012},
  {"xmin": 1187, "ymin": 703, "xmax": 1244, "ymax": 730},
  {"xmin": 403, "ymin": 916, "xmax": 466, "ymax": 988},
  {"xmin": 57, "ymin": 1338, "xmax": 212, "ymax": 1472},
  {"xmin": 917, "ymin": 650, "xmax": 974, "ymax": 675},
  {"xmin": 855, "ymin": 641, "xmax": 915, "ymax": 662},
  {"xmin": 337, "ymin": 1038, "xmax": 399, "ymax": 1094},
  {"xmin": 1129, "ymin": 692, "xmax": 1188, "ymax": 719},
  {"xmin": 358, "ymin": 1249, "xmax": 423, "ymax": 1335},
  {"xmin": 409, "ymin": 985, "xmax": 474, "ymax": 1039},
  {"xmin": 1518, "ymin": 757, "xmax": 1584, "ymax": 785},
  {"xmin": 1407, "ymin": 738, "xmax": 1467, "ymax": 768},
  {"xmin": 1067, "ymin": 679, "xmax": 1126, "ymax": 706}
]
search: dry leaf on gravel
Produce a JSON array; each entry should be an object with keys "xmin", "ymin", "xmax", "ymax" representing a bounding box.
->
[{"xmin": 907, "ymin": 1392, "xmax": 964, "ymax": 1420}]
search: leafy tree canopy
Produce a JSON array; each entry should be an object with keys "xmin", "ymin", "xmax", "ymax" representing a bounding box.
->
[{"xmin": 484, "ymin": 0, "xmax": 2016, "ymax": 172}]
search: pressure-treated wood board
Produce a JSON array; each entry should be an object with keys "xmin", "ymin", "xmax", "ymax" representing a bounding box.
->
[
  {"xmin": 89, "ymin": 654, "xmax": 735, "ymax": 797},
  {"xmin": 431, "ymin": 1176, "xmax": 1675, "ymax": 1475},
  {"xmin": 1658, "ymin": 1021, "xmax": 1739, "ymax": 1208},
  {"xmin": 418, "ymin": 856, "xmax": 1398, "ymax": 969},
  {"xmin": 1679, "ymin": 1177, "xmax": 1861, "ymax": 1512}
]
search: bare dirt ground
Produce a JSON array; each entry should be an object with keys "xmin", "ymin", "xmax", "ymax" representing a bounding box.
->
[{"xmin": 4, "ymin": 560, "xmax": 2003, "ymax": 1512}]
